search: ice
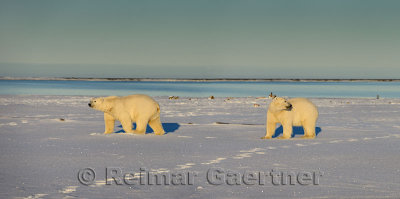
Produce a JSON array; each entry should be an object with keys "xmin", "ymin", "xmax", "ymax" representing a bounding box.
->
[{"xmin": 0, "ymin": 95, "xmax": 399, "ymax": 198}]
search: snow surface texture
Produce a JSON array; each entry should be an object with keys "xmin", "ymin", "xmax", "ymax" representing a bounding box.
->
[{"xmin": 0, "ymin": 95, "xmax": 399, "ymax": 199}]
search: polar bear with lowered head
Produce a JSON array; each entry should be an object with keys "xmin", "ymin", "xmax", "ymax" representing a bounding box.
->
[
  {"xmin": 262, "ymin": 96, "xmax": 318, "ymax": 139},
  {"xmin": 88, "ymin": 94, "xmax": 165, "ymax": 135}
]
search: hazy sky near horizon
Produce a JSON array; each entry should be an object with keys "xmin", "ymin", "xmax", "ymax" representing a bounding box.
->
[{"xmin": 1, "ymin": 0, "xmax": 399, "ymax": 78}]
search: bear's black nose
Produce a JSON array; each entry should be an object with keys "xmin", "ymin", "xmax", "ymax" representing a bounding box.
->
[{"xmin": 88, "ymin": 103, "xmax": 92, "ymax": 107}]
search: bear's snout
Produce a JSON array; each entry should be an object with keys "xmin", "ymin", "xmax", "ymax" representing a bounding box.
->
[
  {"xmin": 286, "ymin": 103, "xmax": 293, "ymax": 109},
  {"xmin": 88, "ymin": 103, "xmax": 92, "ymax": 107}
]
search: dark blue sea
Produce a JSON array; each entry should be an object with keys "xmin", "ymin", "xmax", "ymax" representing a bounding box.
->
[{"xmin": 0, "ymin": 80, "xmax": 399, "ymax": 98}]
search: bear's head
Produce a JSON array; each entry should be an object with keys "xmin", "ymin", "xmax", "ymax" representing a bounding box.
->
[
  {"xmin": 269, "ymin": 97, "xmax": 292, "ymax": 112},
  {"xmin": 88, "ymin": 96, "xmax": 116, "ymax": 112}
]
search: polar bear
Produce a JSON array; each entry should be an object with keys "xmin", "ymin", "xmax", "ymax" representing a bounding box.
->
[
  {"xmin": 88, "ymin": 94, "xmax": 165, "ymax": 135},
  {"xmin": 261, "ymin": 96, "xmax": 318, "ymax": 139}
]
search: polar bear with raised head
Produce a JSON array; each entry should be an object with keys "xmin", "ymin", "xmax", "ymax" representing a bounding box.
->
[
  {"xmin": 88, "ymin": 94, "xmax": 165, "ymax": 135},
  {"xmin": 262, "ymin": 96, "xmax": 318, "ymax": 139}
]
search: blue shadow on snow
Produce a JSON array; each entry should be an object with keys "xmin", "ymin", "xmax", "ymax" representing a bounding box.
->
[
  {"xmin": 272, "ymin": 126, "xmax": 322, "ymax": 138},
  {"xmin": 115, "ymin": 123, "xmax": 180, "ymax": 134}
]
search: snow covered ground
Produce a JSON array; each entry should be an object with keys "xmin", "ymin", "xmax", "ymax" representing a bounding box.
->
[{"xmin": 0, "ymin": 95, "xmax": 399, "ymax": 199}]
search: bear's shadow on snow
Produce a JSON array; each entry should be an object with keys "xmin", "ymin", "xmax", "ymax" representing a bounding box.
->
[
  {"xmin": 115, "ymin": 123, "xmax": 180, "ymax": 134},
  {"xmin": 272, "ymin": 126, "xmax": 322, "ymax": 138}
]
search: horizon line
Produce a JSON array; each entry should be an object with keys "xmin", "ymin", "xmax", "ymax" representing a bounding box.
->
[{"xmin": 1, "ymin": 77, "xmax": 400, "ymax": 82}]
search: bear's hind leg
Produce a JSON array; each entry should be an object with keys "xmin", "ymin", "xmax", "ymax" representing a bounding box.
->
[
  {"xmin": 121, "ymin": 119, "xmax": 135, "ymax": 134},
  {"xmin": 149, "ymin": 117, "xmax": 165, "ymax": 135},
  {"xmin": 133, "ymin": 118, "xmax": 147, "ymax": 135},
  {"xmin": 301, "ymin": 121, "xmax": 316, "ymax": 139}
]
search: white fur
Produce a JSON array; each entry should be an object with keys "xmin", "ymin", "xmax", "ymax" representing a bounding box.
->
[
  {"xmin": 262, "ymin": 97, "xmax": 318, "ymax": 139},
  {"xmin": 89, "ymin": 94, "xmax": 165, "ymax": 135}
]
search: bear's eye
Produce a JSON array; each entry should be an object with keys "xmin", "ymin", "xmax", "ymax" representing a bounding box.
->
[{"xmin": 94, "ymin": 100, "xmax": 96, "ymax": 102}]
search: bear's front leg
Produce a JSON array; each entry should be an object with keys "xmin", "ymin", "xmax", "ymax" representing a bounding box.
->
[
  {"xmin": 278, "ymin": 123, "xmax": 292, "ymax": 139},
  {"xmin": 261, "ymin": 121, "xmax": 276, "ymax": 139},
  {"xmin": 104, "ymin": 113, "xmax": 115, "ymax": 134}
]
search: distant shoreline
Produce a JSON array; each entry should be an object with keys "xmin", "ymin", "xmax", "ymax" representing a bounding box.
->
[{"xmin": 0, "ymin": 77, "xmax": 399, "ymax": 82}]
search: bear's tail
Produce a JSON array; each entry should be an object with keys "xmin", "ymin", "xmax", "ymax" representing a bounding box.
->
[{"xmin": 156, "ymin": 103, "xmax": 160, "ymax": 113}]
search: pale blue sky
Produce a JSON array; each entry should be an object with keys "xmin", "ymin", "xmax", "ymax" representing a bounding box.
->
[{"xmin": 0, "ymin": 0, "xmax": 399, "ymax": 78}]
